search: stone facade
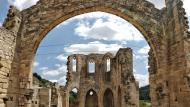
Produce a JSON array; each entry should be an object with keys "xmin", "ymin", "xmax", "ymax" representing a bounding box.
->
[
  {"xmin": 31, "ymin": 84, "xmax": 62, "ymax": 107},
  {"xmin": 62, "ymin": 48, "xmax": 139, "ymax": 107},
  {"xmin": 0, "ymin": 28, "xmax": 17, "ymax": 107},
  {"xmin": 0, "ymin": 0, "xmax": 190, "ymax": 107}
]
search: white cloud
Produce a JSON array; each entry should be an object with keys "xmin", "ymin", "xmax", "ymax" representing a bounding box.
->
[
  {"xmin": 183, "ymin": 0, "xmax": 190, "ymax": 17},
  {"xmin": 133, "ymin": 53, "xmax": 148, "ymax": 60},
  {"xmin": 64, "ymin": 41, "xmax": 123, "ymax": 54},
  {"xmin": 42, "ymin": 69, "xmax": 61, "ymax": 77},
  {"xmin": 58, "ymin": 76, "xmax": 67, "ymax": 86},
  {"xmin": 8, "ymin": 0, "xmax": 39, "ymax": 10},
  {"xmin": 57, "ymin": 12, "xmax": 107, "ymax": 27},
  {"xmin": 0, "ymin": 22, "xmax": 2, "ymax": 27},
  {"xmin": 49, "ymin": 80, "xmax": 58, "ymax": 83},
  {"xmin": 33, "ymin": 61, "xmax": 39, "ymax": 67},
  {"xmin": 74, "ymin": 14, "xmax": 144, "ymax": 42},
  {"xmin": 147, "ymin": 0, "xmax": 165, "ymax": 9},
  {"xmin": 37, "ymin": 63, "xmax": 68, "ymax": 86},
  {"xmin": 39, "ymin": 67, "xmax": 48, "ymax": 71},
  {"xmin": 41, "ymin": 64, "xmax": 67, "ymax": 77},
  {"xmin": 134, "ymin": 73, "xmax": 149, "ymax": 87},
  {"xmin": 56, "ymin": 54, "xmax": 68, "ymax": 62},
  {"xmin": 137, "ymin": 45, "xmax": 150, "ymax": 55}
]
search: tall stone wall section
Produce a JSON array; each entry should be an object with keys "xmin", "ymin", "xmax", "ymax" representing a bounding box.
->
[
  {"xmin": 0, "ymin": 6, "xmax": 21, "ymax": 107},
  {"xmin": 0, "ymin": 28, "xmax": 17, "ymax": 107},
  {"xmin": 63, "ymin": 48, "xmax": 139, "ymax": 107}
]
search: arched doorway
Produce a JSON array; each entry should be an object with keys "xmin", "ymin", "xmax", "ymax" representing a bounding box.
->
[
  {"xmin": 69, "ymin": 88, "xmax": 79, "ymax": 107},
  {"xmin": 103, "ymin": 88, "xmax": 114, "ymax": 107},
  {"xmin": 85, "ymin": 89, "xmax": 98, "ymax": 107}
]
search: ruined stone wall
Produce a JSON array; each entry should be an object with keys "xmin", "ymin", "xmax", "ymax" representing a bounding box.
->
[
  {"xmin": 165, "ymin": 0, "xmax": 190, "ymax": 106},
  {"xmin": 64, "ymin": 48, "xmax": 139, "ymax": 107},
  {"xmin": 38, "ymin": 88, "xmax": 51, "ymax": 107},
  {"xmin": 0, "ymin": 28, "xmax": 17, "ymax": 107},
  {"xmin": 1, "ymin": 0, "xmax": 190, "ymax": 107},
  {"xmin": 31, "ymin": 88, "xmax": 40, "ymax": 107},
  {"xmin": 17, "ymin": 1, "xmax": 162, "ymax": 101},
  {"xmin": 31, "ymin": 84, "xmax": 62, "ymax": 107}
]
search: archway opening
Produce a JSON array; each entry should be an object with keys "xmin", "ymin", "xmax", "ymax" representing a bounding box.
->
[
  {"xmin": 103, "ymin": 89, "xmax": 114, "ymax": 107},
  {"xmin": 85, "ymin": 89, "xmax": 98, "ymax": 107},
  {"xmin": 31, "ymin": 11, "xmax": 152, "ymax": 106},
  {"xmin": 69, "ymin": 88, "xmax": 79, "ymax": 107}
]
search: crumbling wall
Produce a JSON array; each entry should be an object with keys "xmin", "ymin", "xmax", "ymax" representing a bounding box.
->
[
  {"xmin": 0, "ymin": 28, "xmax": 17, "ymax": 107},
  {"xmin": 63, "ymin": 48, "xmax": 139, "ymax": 107}
]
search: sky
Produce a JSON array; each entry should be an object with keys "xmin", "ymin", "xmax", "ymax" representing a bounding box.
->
[{"xmin": 0, "ymin": 0, "xmax": 190, "ymax": 87}]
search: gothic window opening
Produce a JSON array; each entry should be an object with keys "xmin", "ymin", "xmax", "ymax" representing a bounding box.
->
[
  {"xmin": 106, "ymin": 59, "xmax": 111, "ymax": 72},
  {"xmin": 88, "ymin": 62, "xmax": 95, "ymax": 73},
  {"xmin": 72, "ymin": 58, "xmax": 77, "ymax": 72},
  {"xmin": 69, "ymin": 88, "xmax": 78, "ymax": 107},
  {"xmin": 105, "ymin": 59, "xmax": 111, "ymax": 82}
]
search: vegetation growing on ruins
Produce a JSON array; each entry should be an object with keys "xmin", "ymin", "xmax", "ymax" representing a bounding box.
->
[{"xmin": 33, "ymin": 73, "xmax": 53, "ymax": 87}]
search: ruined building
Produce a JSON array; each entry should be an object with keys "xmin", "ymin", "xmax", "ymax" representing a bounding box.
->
[
  {"xmin": 28, "ymin": 48, "xmax": 139, "ymax": 107},
  {"xmin": 61, "ymin": 48, "xmax": 139, "ymax": 107},
  {"xmin": 1, "ymin": 0, "xmax": 190, "ymax": 106},
  {"xmin": 31, "ymin": 84, "xmax": 62, "ymax": 107}
]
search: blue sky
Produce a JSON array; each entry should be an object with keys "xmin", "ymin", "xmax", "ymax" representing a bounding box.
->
[{"xmin": 1, "ymin": 0, "xmax": 190, "ymax": 87}]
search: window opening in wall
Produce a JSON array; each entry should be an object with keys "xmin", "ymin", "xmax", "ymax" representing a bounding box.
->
[
  {"xmin": 89, "ymin": 62, "xmax": 95, "ymax": 73},
  {"xmin": 106, "ymin": 59, "xmax": 111, "ymax": 72},
  {"xmin": 69, "ymin": 88, "xmax": 78, "ymax": 106},
  {"xmin": 72, "ymin": 58, "xmax": 77, "ymax": 72}
]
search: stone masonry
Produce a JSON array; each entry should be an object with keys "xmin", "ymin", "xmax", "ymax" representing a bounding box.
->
[
  {"xmin": 61, "ymin": 48, "xmax": 139, "ymax": 107},
  {"xmin": 0, "ymin": 0, "xmax": 190, "ymax": 107},
  {"xmin": 31, "ymin": 84, "xmax": 62, "ymax": 107}
]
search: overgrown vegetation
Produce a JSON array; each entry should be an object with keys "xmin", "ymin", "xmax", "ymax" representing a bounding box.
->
[
  {"xmin": 33, "ymin": 72, "xmax": 53, "ymax": 87},
  {"xmin": 140, "ymin": 100, "xmax": 151, "ymax": 107},
  {"xmin": 139, "ymin": 85, "xmax": 151, "ymax": 107},
  {"xmin": 139, "ymin": 85, "xmax": 151, "ymax": 101},
  {"xmin": 69, "ymin": 91, "xmax": 78, "ymax": 104}
]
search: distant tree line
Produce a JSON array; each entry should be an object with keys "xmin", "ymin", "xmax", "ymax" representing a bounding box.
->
[{"xmin": 139, "ymin": 85, "xmax": 151, "ymax": 101}]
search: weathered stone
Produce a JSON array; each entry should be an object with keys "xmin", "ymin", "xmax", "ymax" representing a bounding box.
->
[{"xmin": 0, "ymin": 0, "xmax": 190, "ymax": 107}]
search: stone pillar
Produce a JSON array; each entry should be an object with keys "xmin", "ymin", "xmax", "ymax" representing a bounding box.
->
[
  {"xmin": 115, "ymin": 48, "xmax": 139, "ymax": 107},
  {"xmin": 59, "ymin": 89, "xmax": 68, "ymax": 107},
  {"xmin": 98, "ymin": 89, "xmax": 103, "ymax": 107},
  {"xmin": 0, "ymin": 5, "xmax": 21, "ymax": 107},
  {"xmin": 78, "ymin": 89, "xmax": 85, "ymax": 107},
  {"xmin": 165, "ymin": 0, "xmax": 190, "ymax": 106},
  {"xmin": 0, "ymin": 28, "xmax": 17, "ymax": 107}
]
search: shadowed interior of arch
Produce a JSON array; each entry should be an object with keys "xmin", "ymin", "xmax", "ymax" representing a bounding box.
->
[
  {"xmin": 103, "ymin": 88, "xmax": 114, "ymax": 107},
  {"xmin": 85, "ymin": 89, "xmax": 98, "ymax": 107}
]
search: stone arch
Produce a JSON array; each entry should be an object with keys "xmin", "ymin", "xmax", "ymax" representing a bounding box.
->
[
  {"xmin": 103, "ymin": 88, "xmax": 114, "ymax": 107},
  {"xmin": 102, "ymin": 52, "xmax": 114, "ymax": 61},
  {"xmin": 19, "ymin": 0, "xmax": 163, "ymax": 78},
  {"xmin": 10, "ymin": 0, "xmax": 165, "ymax": 106},
  {"xmin": 85, "ymin": 89, "xmax": 98, "ymax": 107},
  {"xmin": 2, "ymin": 0, "xmax": 190, "ymax": 107}
]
